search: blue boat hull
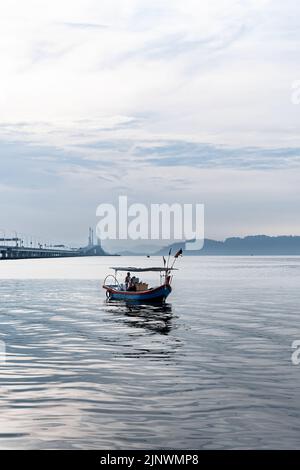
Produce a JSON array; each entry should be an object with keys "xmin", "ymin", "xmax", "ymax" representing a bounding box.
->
[{"xmin": 104, "ymin": 284, "xmax": 172, "ymax": 303}]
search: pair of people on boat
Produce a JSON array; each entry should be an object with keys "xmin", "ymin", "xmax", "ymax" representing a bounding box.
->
[{"xmin": 125, "ymin": 272, "xmax": 138, "ymax": 291}]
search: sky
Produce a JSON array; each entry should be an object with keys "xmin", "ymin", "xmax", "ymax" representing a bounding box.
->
[{"xmin": 0, "ymin": 0, "xmax": 300, "ymax": 250}]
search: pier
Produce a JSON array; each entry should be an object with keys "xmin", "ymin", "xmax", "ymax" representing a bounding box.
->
[
  {"xmin": 0, "ymin": 228, "xmax": 108, "ymax": 260},
  {"xmin": 0, "ymin": 244, "xmax": 81, "ymax": 260}
]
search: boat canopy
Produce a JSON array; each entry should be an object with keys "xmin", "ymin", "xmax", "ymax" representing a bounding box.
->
[{"xmin": 110, "ymin": 266, "xmax": 177, "ymax": 272}]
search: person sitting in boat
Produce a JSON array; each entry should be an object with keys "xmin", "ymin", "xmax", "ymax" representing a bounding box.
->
[
  {"xmin": 125, "ymin": 272, "xmax": 131, "ymax": 290},
  {"xmin": 128, "ymin": 276, "xmax": 138, "ymax": 291}
]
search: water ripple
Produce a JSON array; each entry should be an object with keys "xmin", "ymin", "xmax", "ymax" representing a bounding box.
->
[{"xmin": 0, "ymin": 257, "xmax": 300, "ymax": 449}]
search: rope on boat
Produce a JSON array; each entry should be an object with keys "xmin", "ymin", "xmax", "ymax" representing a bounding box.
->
[{"xmin": 103, "ymin": 274, "xmax": 120, "ymax": 288}]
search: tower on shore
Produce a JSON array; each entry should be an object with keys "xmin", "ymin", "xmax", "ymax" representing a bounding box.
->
[{"xmin": 88, "ymin": 227, "xmax": 94, "ymax": 246}]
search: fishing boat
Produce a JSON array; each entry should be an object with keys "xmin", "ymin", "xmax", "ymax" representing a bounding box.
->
[{"xmin": 103, "ymin": 249, "xmax": 183, "ymax": 303}]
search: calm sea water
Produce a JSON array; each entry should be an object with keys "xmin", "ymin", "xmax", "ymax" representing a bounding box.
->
[{"xmin": 0, "ymin": 256, "xmax": 300, "ymax": 449}]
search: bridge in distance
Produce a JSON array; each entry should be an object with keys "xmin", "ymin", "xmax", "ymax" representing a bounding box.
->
[{"xmin": 0, "ymin": 230, "xmax": 107, "ymax": 260}]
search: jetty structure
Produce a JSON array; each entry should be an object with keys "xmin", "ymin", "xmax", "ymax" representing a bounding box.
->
[{"xmin": 0, "ymin": 228, "xmax": 109, "ymax": 260}]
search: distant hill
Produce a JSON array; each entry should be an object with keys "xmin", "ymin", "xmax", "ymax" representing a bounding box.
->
[
  {"xmin": 154, "ymin": 236, "xmax": 300, "ymax": 256},
  {"xmin": 79, "ymin": 244, "xmax": 111, "ymax": 256},
  {"xmin": 117, "ymin": 244, "xmax": 163, "ymax": 256},
  {"xmin": 117, "ymin": 250, "xmax": 141, "ymax": 256}
]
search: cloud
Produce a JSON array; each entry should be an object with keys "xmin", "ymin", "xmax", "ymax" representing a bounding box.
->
[
  {"xmin": 62, "ymin": 22, "xmax": 108, "ymax": 30},
  {"xmin": 0, "ymin": 0, "xmax": 275, "ymax": 130},
  {"xmin": 1, "ymin": 0, "xmax": 300, "ymax": 242},
  {"xmin": 134, "ymin": 141, "xmax": 300, "ymax": 170}
]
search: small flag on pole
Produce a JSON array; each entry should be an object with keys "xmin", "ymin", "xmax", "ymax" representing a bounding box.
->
[{"xmin": 174, "ymin": 248, "xmax": 183, "ymax": 258}]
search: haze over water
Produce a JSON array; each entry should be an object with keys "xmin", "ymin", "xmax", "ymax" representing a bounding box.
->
[{"xmin": 0, "ymin": 256, "xmax": 300, "ymax": 449}]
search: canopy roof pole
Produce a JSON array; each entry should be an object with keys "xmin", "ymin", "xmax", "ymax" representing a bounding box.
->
[{"xmin": 109, "ymin": 266, "xmax": 178, "ymax": 273}]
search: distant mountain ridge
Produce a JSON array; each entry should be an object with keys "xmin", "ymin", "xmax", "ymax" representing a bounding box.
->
[
  {"xmin": 154, "ymin": 235, "xmax": 300, "ymax": 256},
  {"xmin": 117, "ymin": 243, "xmax": 163, "ymax": 256}
]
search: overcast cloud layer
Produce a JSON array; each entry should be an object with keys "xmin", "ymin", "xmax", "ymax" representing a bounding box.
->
[{"xmin": 0, "ymin": 0, "xmax": 300, "ymax": 247}]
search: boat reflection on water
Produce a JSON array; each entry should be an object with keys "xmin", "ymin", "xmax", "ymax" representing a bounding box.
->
[{"xmin": 104, "ymin": 299, "xmax": 174, "ymax": 335}]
